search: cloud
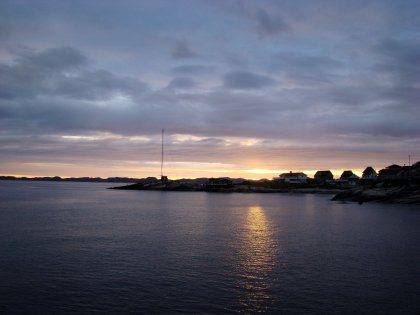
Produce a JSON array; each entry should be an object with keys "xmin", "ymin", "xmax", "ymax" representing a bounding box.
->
[
  {"xmin": 266, "ymin": 51, "xmax": 342, "ymax": 86},
  {"xmin": 16, "ymin": 46, "xmax": 88, "ymax": 71},
  {"xmin": 255, "ymin": 8, "xmax": 289, "ymax": 37},
  {"xmin": 223, "ymin": 70, "xmax": 275, "ymax": 90},
  {"xmin": 171, "ymin": 40, "xmax": 197, "ymax": 59},
  {"xmin": 0, "ymin": 46, "xmax": 148, "ymax": 101},
  {"xmin": 374, "ymin": 38, "xmax": 420, "ymax": 84},
  {"xmin": 53, "ymin": 69, "xmax": 147, "ymax": 100},
  {"xmin": 273, "ymin": 52, "xmax": 341, "ymax": 71},
  {"xmin": 1, "ymin": 44, "xmax": 418, "ymax": 147},
  {"xmin": 166, "ymin": 77, "xmax": 196, "ymax": 90},
  {"xmin": 171, "ymin": 65, "xmax": 213, "ymax": 75},
  {"xmin": 368, "ymin": 38, "xmax": 420, "ymax": 112},
  {"xmin": 211, "ymin": 2, "xmax": 290, "ymax": 37}
]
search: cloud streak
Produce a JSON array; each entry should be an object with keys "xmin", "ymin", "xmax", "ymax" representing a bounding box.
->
[
  {"xmin": 255, "ymin": 8, "xmax": 290, "ymax": 37},
  {"xmin": 0, "ymin": 47, "xmax": 148, "ymax": 101},
  {"xmin": 223, "ymin": 70, "xmax": 275, "ymax": 90}
]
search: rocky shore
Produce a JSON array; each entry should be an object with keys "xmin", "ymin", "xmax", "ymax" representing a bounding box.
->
[
  {"xmin": 332, "ymin": 184, "xmax": 420, "ymax": 205},
  {"xmin": 112, "ymin": 177, "xmax": 420, "ymax": 205},
  {"xmin": 110, "ymin": 181, "xmax": 342, "ymax": 195},
  {"xmin": 110, "ymin": 161, "xmax": 420, "ymax": 205}
]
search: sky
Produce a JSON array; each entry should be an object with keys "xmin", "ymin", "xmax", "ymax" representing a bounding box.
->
[{"xmin": 0, "ymin": 0, "xmax": 419, "ymax": 179}]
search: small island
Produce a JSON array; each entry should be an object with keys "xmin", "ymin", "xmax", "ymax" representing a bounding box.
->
[
  {"xmin": 110, "ymin": 175, "xmax": 343, "ymax": 194},
  {"xmin": 110, "ymin": 162, "xmax": 420, "ymax": 205}
]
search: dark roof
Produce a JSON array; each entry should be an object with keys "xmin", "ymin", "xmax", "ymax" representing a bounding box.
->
[
  {"xmin": 387, "ymin": 164, "xmax": 402, "ymax": 169},
  {"xmin": 362, "ymin": 166, "xmax": 376, "ymax": 176},
  {"xmin": 280, "ymin": 172, "xmax": 307, "ymax": 178},
  {"xmin": 378, "ymin": 167, "xmax": 402, "ymax": 177},
  {"xmin": 340, "ymin": 170, "xmax": 359, "ymax": 179},
  {"xmin": 314, "ymin": 170, "xmax": 333, "ymax": 180},
  {"xmin": 315, "ymin": 170, "xmax": 332, "ymax": 175}
]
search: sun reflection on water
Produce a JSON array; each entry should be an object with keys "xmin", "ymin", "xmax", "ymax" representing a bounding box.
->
[{"xmin": 237, "ymin": 206, "xmax": 278, "ymax": 311}]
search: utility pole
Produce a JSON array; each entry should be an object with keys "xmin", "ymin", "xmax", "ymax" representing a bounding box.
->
[{"xmin": 161, "ymin": 128, "xmax": 164, "ymax": 178}]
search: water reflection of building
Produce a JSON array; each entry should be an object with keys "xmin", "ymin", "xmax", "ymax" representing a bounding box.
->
[{"xmin": 237, "ymin": 206, "xmax": 277, "ymax": 312}]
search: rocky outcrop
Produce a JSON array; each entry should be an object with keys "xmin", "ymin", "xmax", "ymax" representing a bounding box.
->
[{"xmin": 332, "ymin": 185, "xmax": 420, "ymax": 204}]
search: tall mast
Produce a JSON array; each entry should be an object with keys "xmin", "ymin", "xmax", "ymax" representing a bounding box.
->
[{"xmin": 161, "ymin": 128, "xmax": 164, "ymax": 177}]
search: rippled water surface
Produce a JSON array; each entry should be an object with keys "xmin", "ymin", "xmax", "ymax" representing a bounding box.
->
[{"xmin": 1, "ymin": 180, "xmax": 419, "ymax": 314}]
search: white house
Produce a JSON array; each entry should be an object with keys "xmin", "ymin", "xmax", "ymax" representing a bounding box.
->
[{"xmin": 279, "ymin": 172, "xmax": 308, "ymax": 184}]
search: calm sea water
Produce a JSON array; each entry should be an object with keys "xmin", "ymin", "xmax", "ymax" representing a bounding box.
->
[{"xmin": 0, "ymin": 180, "xmax": 419, "ymax": 314}]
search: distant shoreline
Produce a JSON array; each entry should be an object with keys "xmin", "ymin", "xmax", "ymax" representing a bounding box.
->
[
  {"xmin": 0, "ymin": 176, "xmax": 139, "ymax": 184},
  {"xmin": 0, "ymin": 176, "xmax": 343, "ymax": 195},
  {"xmin": 2, "ymin": 174, "xmax": 419, "ymax": 205}
]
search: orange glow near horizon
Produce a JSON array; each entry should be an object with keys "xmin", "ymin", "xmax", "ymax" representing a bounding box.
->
[
  {"xmin": 1, "ymin": 139, "xmax": 409, "ymax": 180},
  {"xmin": 0, "ymin": 131, "xmax": 413, "ymax": 180},
  {"xmin": 0, "ymin": 166, "xmax": 366, "ymax": 180}
]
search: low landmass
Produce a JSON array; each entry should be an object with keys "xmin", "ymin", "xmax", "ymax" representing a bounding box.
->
[
  {"xmin": 112, "ymin": 162, "xmax": 420, "ymax": 205},
  {"xmin": 3, "ymin": 161, "xmax": 419, "ymax": 204},
  {"xmin": 332, "ymin": 180, "xmax": 420, "ymax": 205},
  {"xmin": 332, "ymin": 162, "xmax": 420, "ymax": 204},
  {"xmin": 0, "ymin": 176, "xmax": 140, "ymax": 183},
  {"xmin": 110, "ymin": 177, "xmax": 345, "ymax": 195}
]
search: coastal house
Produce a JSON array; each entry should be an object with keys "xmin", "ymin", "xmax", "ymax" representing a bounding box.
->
[
  {"xmin": 339, "ymin": 170, "xmax": 360, "ymax": 186},
  {"xmin": 378, "ymin": 164, "xmax": 403, "ymax": 179},
  {"xmin": 279, "ymin": 172, "xmax": 308, "ymax": 184},
  {"xmin": 314, "ymin": 170, "xmax": 333, "ymax": 184},
  {"xmin": 361, "ymin": 167, "xmax": 377, "ymax": 180}
]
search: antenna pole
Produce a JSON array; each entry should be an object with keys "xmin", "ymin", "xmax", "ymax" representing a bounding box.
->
[{"xmin": 161, "ymin": 128, "xmax": 164, "ymax": 177}]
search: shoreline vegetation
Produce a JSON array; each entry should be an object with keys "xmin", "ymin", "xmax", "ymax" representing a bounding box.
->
[{"xmin": 2, "ymin": 161, "xmax": 419, "ymax": 204}]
